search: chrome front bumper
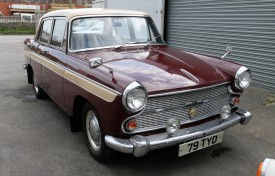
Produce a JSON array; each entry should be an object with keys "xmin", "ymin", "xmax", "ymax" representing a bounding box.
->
[{"xmin": 105, "ymin": 109, "xmax": 252, "ymax": 157}]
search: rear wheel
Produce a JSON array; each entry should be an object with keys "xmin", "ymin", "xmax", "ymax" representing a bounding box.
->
[
  {"xmin": 82, "ymin": 103, "xmax": 113, "ymax": 162},
  {"xmin": 32, "ymin": 73, "xmax": 47, "ymax": 99}
]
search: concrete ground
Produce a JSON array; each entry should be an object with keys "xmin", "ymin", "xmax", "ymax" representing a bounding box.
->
[{"xmin": 0, "ymin": 35, "xmax": 274, "ymax": 176}]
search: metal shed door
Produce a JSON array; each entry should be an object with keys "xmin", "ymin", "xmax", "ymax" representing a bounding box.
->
[
  {"xmin": 166, "ymin": 0, "xmax": 275, "ymax": 91},
  {"xmin": 92, "ymin": 0, "xmax": 165, "ymax": 35}
]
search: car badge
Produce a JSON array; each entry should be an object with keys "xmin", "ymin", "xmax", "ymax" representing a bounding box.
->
[{"xmin": 188, "ymin": 107, "xmax": 197, "ymax": 118}]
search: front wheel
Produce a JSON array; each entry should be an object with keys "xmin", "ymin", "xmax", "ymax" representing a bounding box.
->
[
  {"xmin": 82, "ymin": 103, "xmax": 112, "ymax": 162},
  {"xmin": 32, "ymin": 73, "xmax": 47, "ymax": 99}
]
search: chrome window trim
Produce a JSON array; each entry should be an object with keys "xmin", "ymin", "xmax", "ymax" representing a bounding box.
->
[
  {"xmin": 121, "ymin": 82, "xmax": 232, "ymax": 134},
  {"xmin": 50, "ymin": 17, "xmax": 67, "ymax": 49},
  {"xmin": 67, "ymin": 15, "xmax": 166, "ymax": 53},
  {"xmin": 37, "ymin": 17, "xmax": 54, "ymax": 46},
  {"xmin": 48, "ymin": 44, "xmax": 66, "ymax": 52},
  {"xmin": 148, "ymin": 82, "xmax": 231, "ymax": 98}
]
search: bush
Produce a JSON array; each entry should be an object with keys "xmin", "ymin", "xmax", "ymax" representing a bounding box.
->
[{"xmin": 0, "ymin": 22, "xmax": 36, "ymax": 35}]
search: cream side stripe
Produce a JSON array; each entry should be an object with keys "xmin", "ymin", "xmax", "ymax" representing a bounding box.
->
[
  {"xmin": 64, "ymin": 70, "xmax": 117, "ymax": 102},
  {"xmin": 42, "ymin": 58, "xmax": 64, "ymax": 77},
  {"xmin": 30, "ymin": 52, "xmax": 42, "ymax": 64},
  {"xmin": 29, "ymin": 51, "xmax": 118, "ymax": 102},
  {"xmin": 31, "ymin": 52, "xmax": 64, "ymax": 77}
]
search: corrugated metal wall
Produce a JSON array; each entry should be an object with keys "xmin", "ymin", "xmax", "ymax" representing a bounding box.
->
[{"xmin": 166, "ymin": 0, "xmax": 275, "ymax": 91}]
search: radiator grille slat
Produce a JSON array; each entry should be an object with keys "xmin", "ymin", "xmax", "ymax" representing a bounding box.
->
[{"xmin": 136, "ymin": 84, "xmax": 230, "ymax": 130}]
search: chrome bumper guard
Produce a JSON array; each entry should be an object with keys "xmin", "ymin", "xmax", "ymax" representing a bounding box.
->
[{"xmin": 105, "ymin": 109, "xmax": 252, "ymax": 157}]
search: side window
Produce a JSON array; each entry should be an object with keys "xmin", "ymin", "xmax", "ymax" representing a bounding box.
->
[
  {"xmin": 51, "ymin": 19, "xmax": 66, "ymax": 48},
  {"xmin": 39, "ymin": 20, "xmax": 53, "ymax": 44}
]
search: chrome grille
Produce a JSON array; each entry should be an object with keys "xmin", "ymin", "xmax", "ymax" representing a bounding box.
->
[{"xmin": 136, "ymin": 84, "xmax": 230, "ymax": 130}]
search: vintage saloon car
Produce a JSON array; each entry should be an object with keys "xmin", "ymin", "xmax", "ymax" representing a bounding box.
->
[{"xmin": 24, "ymin": 9, "xmax": 252, "ymax": 161}]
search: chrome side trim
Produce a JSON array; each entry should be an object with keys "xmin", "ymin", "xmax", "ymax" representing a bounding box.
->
[{"xmin": 148, "ymin": 82, "xmax": 231, "ymax": 98}]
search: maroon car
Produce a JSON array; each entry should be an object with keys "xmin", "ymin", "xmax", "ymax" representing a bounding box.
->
[{"xmin": 24, "ymin": 9, "xmax": 252, "ymax": 161}]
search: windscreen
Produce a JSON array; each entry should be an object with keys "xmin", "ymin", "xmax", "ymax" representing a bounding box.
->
[{"xmin": 70, "ymin": 17, "xmax": 165, "ymax": 51}]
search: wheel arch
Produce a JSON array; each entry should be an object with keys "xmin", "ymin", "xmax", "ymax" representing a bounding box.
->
[
  {"xmin": 71, "ymin": 95, "xmax": 101, "ymax": 133},
  {"xmin": 27, "ymin": 64, "xmax": 33, "ymax": 84}
]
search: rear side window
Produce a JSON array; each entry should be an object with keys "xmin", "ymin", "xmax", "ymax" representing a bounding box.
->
[
  {"xmin": 51, "ymin": 19, "xmax": 66, "ymax": 48},
  {"xmin": 39, "ymin": 20, "xmax": 53, "ymax": 44}
]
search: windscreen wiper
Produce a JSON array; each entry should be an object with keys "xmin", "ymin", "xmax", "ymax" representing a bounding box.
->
[
  {"xmin": 144, "ymin": 35, "xmax": 162, "ymax": 49},
  {"xmin": 114, "ymin": 41, "xmax": 146, "ymax": 51}
]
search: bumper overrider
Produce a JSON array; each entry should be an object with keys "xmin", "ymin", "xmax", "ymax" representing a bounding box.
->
[{"xmin": 105, "ymin": 108, "xmax": 252, "ymax": 157}]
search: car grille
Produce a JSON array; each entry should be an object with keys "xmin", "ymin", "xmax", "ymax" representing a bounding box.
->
[{"xmin": 135, "ymin": 84, "xmax": 231, "ymax": 131}]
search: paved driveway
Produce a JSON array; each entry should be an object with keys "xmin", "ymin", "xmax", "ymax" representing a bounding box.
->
[{"xmin": 0, "ymin": 35, "xmax": 274, "ymax": 176}]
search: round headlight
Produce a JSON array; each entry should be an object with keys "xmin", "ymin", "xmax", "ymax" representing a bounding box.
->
[
  {"xmin": 235, "ymin": 66, "xmax": 251, "ymax": 90},
  {"xmin": 123, "ymin": 81, "xmax": 147, "ymax": 112}
]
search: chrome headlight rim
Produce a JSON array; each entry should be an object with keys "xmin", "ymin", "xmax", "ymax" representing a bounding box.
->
[
  {"xmin": 234, "ymin": 66, "xmax": 251, "ymax": 90},
  {"xmin": 122, "ymin": 81, "xmax": 148, "ymax": 112}
]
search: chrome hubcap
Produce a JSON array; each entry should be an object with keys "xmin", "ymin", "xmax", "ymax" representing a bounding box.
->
[{"xmin": 86, "ymin": 110, "xmax": 101, "ymax": 151}]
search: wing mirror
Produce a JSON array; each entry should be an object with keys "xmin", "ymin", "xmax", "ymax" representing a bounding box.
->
[
  {"xmin": 89, "ymin": 57, "xmax": 103, "ymax": 68},
  {"xmin": 221, "ymin": 46, "xmax": 232, "ymax": 59}
]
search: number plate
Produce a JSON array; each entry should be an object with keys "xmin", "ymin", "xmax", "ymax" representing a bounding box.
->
[{"xmin": 178, "ymin": 131, "xmax": 224, "ymax": 157}]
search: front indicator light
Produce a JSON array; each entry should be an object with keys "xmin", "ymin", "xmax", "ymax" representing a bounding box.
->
[
  {"xmin": 166, "ymin": 118, "xmax": 180, "ymax": 136},
  {"xmin": 220, "ymin": 105, "xmax": 231, "ymax": 120},
  {"xmin": 231, "ymin": 96, "xmax": 240, "ymax": 105},
  {"xmin": 126, "ymin": 119, "xmax": 138, "ymax": 131}
]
